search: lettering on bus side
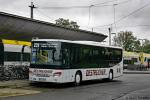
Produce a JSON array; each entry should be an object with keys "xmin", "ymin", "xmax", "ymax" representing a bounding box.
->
[{"xmin": 86, "ymin": 69, "xmax": 106, "ymax": 76}]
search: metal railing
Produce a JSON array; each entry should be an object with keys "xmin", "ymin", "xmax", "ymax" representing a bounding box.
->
[{"xmin": 124, "ymin": 64, "xmax": 150, "ymax": 71}]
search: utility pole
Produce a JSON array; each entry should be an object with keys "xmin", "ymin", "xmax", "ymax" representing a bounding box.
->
[
  {"xmin": 113, "ymin": 4, "xmax": 118, "ymax": 30},
  {"xmin": 92, "ymin": 28, "xmax": 93, "ymax": 32},
  {"xmin": 29, "ymin": 2, "xmax": 37, "ymax": 19},
  {"xmin": 109, "ymin": 27, "xmax": 111, "ymax": 46}
]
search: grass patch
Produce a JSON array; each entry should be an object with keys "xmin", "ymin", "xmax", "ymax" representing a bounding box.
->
[{"xmin": 0, "ymin": 89, "xmax": 40, "ymax": 97}]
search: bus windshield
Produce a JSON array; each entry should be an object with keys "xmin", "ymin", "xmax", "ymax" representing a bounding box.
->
[{"xmin": 31, "ymin": 42, "xmax": 62, "ymax": 65}]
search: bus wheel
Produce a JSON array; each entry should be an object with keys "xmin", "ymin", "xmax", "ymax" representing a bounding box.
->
[
  {"xmin": 75, "ymin": 72, "xmax": 82, "ymax": 86},
  {"xmin": 108, "ymin": 70, "xmax": 113, "ymax": 81}
]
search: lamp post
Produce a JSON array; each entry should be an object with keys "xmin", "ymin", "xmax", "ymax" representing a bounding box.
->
[
  {"xmin": 88, "ymin": 5, "xmax": 94, "ymax": 26},
  {"xmin": 113, "ymin": 4, "xmax": 118, "ymax": 32},
  {"xmin": 109, "ymin": 27, "xmax": 111, "ymax": 46},
  {"xmin": 113, "ymin": 4, "xmax": 118, "ymax": 23},
  {"xmin": 109, "ymin": 4, "xmax": 118, "ymax": 46}
]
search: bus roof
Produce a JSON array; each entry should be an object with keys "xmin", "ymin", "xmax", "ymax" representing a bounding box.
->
[{"xmin": 32, "ymin": 39, "xmax": 122, "ymax": 49}]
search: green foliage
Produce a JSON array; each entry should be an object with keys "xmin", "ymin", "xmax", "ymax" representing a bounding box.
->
[
  {"xmin": 114, "ymin": 31, "xmax": 140, "ymax": 52},
  {"xmin": 114, "ymin": 31, "xmax": 150, "ymax": 53},
  {"xmin": 55, "ymin": 18, "xmax": 80, "ymax": 29},
  {"xmin": 142, "ymin": 39, "xmax": 150, "ymax": 53}
]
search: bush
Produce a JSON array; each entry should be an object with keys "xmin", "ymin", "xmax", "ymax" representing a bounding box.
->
[{"xmin": 0, "ymin": 65, "xmax": 29, "ymax": 81}]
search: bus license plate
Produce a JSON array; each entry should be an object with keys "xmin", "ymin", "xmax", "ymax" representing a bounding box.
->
[{"xmin": 39, "ymin": 78, "xmax": 46, "ymax": 81}]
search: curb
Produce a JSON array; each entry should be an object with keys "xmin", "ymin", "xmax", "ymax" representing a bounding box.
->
[
  {"xmin": 123, "ymin": 71, "xmax": 150, "ymax": 74},
  {"xmin": 0, "ymin": 85, "xmax": 15, "ymax": 89},
  {"xmin": 0, "ymin": 80, "xmax": 29, "ymax": 89},
  {"xmin": 0, "ymin": 88, "xmax": 40, "ymax": 98},
  {"xmin": 0, "ymin": 84, "xmax": 29, "ymax": 89}
]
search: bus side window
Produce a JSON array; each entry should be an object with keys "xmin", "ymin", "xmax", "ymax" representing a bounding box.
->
[
  {"xmin": 104, "ymin": 48, "xmax": 109, "ymax": 61},
  {"xmin": 114, "ymin": 49, "xmax": 122, "ymax": 63},
  {"xmin": 100, "ymin": 48, "xmax": 105, "ymax": 60},
  {"xmin": 62, "ymin": 48, "xmax": 70, "ymax": 68},
  {"xmin": 70, "ymin": 46, "xmax": 81, "ymax": 68}
]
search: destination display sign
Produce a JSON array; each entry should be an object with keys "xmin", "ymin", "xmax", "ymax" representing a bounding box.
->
[{"xmin": 33, "ymin": 42, "xmax": 59, "ymax": 48}]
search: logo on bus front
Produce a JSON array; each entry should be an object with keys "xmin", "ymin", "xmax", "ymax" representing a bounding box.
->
[{"xmin": 30, "ymin": 69, "xmax": 53, "ymax": 77}]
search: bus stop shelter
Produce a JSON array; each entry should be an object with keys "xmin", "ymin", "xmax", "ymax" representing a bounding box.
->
[{"xmin": 0, "ymin": 12, "xmax": 107, "ymax": 42}]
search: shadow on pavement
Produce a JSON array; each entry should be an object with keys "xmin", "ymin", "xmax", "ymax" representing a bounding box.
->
[{"xmin": 29, "ymin": 79, "xmax": 123, "ymax": 89}]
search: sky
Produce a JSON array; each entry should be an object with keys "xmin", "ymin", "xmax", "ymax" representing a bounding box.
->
[{"xmin": 0, "ymin": 0, "xmax": 150, "ymax": 45}]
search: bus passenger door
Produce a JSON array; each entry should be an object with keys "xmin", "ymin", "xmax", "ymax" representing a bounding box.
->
[{"xmin": 62, "ymin": 47, "xmax": 72, "ymax": 82}]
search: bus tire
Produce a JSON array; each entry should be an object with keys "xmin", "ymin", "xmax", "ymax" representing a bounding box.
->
[
  {"xmin": 74, "ymin": 72, "xmax": 82, "ymax": 86},
  {"xmin": 108, "ymin": 70, "xmax": 113, "ymax": 81}
]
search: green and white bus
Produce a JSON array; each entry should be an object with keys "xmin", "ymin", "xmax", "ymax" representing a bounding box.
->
[{"xmin": 29, "ymin": 39, "xmax": 123, "ymax": 85}]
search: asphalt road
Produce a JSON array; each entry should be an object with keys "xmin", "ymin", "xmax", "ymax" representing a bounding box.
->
[{"xmin": 1, "ymin": 74, "xmax": 150, "ymax": 100}]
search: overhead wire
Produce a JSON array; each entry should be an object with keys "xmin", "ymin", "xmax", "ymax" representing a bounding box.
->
[
  {"xmin": 35, "ymin": 0, "xmax": 131, "ymax": 28},
  {"xmin": 35, "ymin": 9, "xmax": 55, "ymax": 22},
  {"xmin": 89, "ymin": 0, "xmax": 131, "ymax": 28},
  {"xmin": 115, "ymin": 1, "xmax": 150, "ymax": 24},
  {"xmin": 34, "ymin": 0, "xmax": 150, "ymax": 33},
  {"xmin": 92, "ymin": 0, "xmax": 150, "ymax": 33},
  {"xmin": 39, "ymin": 0, "xmax": 119, "ymax": 9},
  {"xmin": 117, "ymin": 25, "xmax": 150, "ymax": 28},
  {"xmin": 93, "ymin": 0, "xmax": 118, "ymax": 6},
  {"xmin": 40, "ymin": 6, "xmax": 89, "ymax": 9}
]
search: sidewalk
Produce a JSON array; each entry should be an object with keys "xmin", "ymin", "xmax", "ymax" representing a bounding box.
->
[
  {"xmin": 0, "ymin": 80, "xmax": 29, "ymax": 88},
  {"xmin": 0, "ymin": 80, "xmax": 40, "ymax": 97},
  {"xmin": 0, "ymin": 88, "xmax": 40, "ymax": 97},
  {"xmin": 123, "ymin": 69, "xmax": 150, "ymax": 74},
  {"xmin": 118, "ymin": 87, "xmax": 150, "ymax": 100}
]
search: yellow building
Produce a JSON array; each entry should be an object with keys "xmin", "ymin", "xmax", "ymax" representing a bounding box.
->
[
  {"xmin": 2, "ymin": 39, "xmax": 31, "ymax": 46},
  {"xmin": 123, "ymin": 51, "xmax": 150, "ymax": 67}
]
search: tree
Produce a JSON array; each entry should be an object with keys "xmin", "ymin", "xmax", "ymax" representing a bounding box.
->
[
  {"xmin": 142, "ymin": 39, "xmax": 150, "ymax": 53},
  {"xmin": 55, "ymin": 18, "xmax": 80, "ymax": 29},
  {"xmin": 113, "ymin": 31, "xmax": 140, "ymax": 52}
]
